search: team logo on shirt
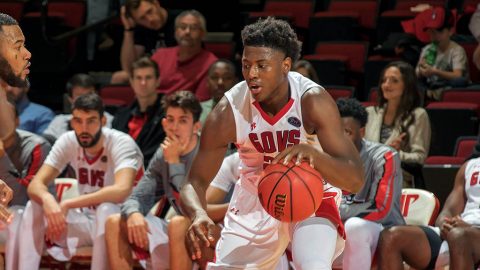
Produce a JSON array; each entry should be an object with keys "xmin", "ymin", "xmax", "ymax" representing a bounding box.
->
[
  {"xmin": 249, "ymin": 130, "xmax": 300, "ymax": 166},
  {"xmin": 78, "ymin": 168, "xmax": 105, "ymax": 187},
  {"xmin": 287, "ymin": 116, "xmax": 301, "ymax": 128}
]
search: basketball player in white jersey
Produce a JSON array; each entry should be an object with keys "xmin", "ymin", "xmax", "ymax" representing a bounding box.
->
[
  {"xmin": 17, "ymin": 93, "xmax": 144, "ymax": 270},
  {"xmin": 378, "ymin": 156, "xmax": 480, "ymax": 270},
  {"xmin": 180, "ymin": 17, "xmax": 364, "ymax": 270}
]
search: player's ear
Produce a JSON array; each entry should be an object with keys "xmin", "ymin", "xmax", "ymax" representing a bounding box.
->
[
  {"xmin": 101, "ymin": 115, "xmax": 107, "ymax": 126},
  {"xmin": 283, "ymin": 57, "xmax": 292, "ymax": 74}
]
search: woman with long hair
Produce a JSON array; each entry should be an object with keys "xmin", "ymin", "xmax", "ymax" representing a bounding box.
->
[{"xmin": 365, "ymin": 61, "xmax": 431, "ymax": 187}]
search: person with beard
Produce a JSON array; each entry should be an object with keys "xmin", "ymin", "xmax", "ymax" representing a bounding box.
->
[
  {"xmin": 199, "ymin": 59, "xmax": 238, "ymax": 125},
  {"xmin": 0, "ymin": 13, "xmax": 31, "ymax": 221},
  {"xmin": 105, "ymin": 91, "xmax": 201, "ymax": 269},
  {"xmin": 150, "ymin": 10, "xmax": 218, "ymax": 102},
  {"xmin": 5, "ymin": 84, "xmax": 54, "ymax": 134},
  {"xmin": 17, "ymin": 93, "xmax": 144, "ymax": 270}
]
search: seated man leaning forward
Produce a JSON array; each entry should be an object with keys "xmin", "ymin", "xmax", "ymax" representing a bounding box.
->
[{"xmin": 17, "ymin": 93, "xmax": 144, "ymax": 270}]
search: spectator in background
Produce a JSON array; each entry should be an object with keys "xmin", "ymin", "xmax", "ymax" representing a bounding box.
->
[
  {"xmin": 112, "ymin": 57, "xmax": 165, "ymax": 166},
  {"xmin": 5, "ymin": 84, "xmax": 54, "ymax": 135},
  {"xmin": 365, "ymin": 61, "xmax": 431, "ymax": 187},
  {"xmin": 43, "ymin": 74, "xmax": 114, "ymax": 143},
  {"xmin": 199, "ymin": 59, "xmax": 238, "ymax": 125},
  {"xmin": 293, "ymin": 59, "xmax": 320, "ymax": 83},
  {"xmin": 0, "ymin": 102, "xmax": 52, "ymax": 270},
  {"xmin": 110, "ymin": 0, "xmax": 177, "ymax": 84},
  {"xmin": 151, "ymin": 10, "xmax": 218, "ymax": 102},
  {"xmin": 416, "ymin": 6, "xmax": 469, "ymax": 100},
  {"xmin": 333, "ymin": 98, "xmax": 405, "ymax": 270},
  {"xmin": 469, "ymin": 3, "xmax": 480, "ymax": 70}
]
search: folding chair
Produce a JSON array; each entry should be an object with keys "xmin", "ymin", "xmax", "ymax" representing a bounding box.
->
[{"xmin": 400, "ymin": 188, "xmax": 440, "ymax": 226}]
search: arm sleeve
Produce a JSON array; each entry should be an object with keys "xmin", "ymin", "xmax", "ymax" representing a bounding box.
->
[
  {"xmin": 210, "ymin": 153, "xmax": 240, "ymax": 193},
  {"xmin": 111, "ymin": 133, "xmax": 143, "ymax": 173},
  {"xmin": 19, "ymin": 142, "xmax": 51, "ymax": 186},
  {"xmin": 121, "ymin": 148, "xmax": 163, "ymax": 217},
  {"xmin": 451, "ymin": 46, "xmax": 468, "ymax": 73},
  {"xmin": 44, "ymin": 133, "xmax": 73, "ymax": 173},
  {"xmin": 340, "ymin": 150, "xmax": 402, "ymax": 223},
  {"xmin": 399, "ymin": 109, "xmax": 431, "ymax": 164}
]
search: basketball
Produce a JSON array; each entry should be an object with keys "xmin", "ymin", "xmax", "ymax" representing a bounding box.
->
[{"xmin": 258, "ymin": 161, "xmax": 324, "ymax": 222}]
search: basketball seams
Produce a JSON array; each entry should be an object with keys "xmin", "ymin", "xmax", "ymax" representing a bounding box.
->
[
  {"xmin": 293, "ymin": 163, "xmax": 323, "ymax": 179},
  {"xmin": 289, "ymin": 169, "xmax": 319, "ymax": 212},
  {"xmin": 259, "ymin": 163, "xmax": 323, "ymax": 222},
  {"xmin": 265, "ymin": 169, "xmax": 291, "ymax": 215},
  {"xmin": 263, "ymin": 164, "xmax": 296, "ymax": 220}
]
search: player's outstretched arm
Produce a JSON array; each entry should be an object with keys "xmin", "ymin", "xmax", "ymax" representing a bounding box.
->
[
  {"xmin": 180, "ymin": 97, "xmax": 235, "ymax": 259},
  {"xmin": 276, "ymin": 88, "xmax": 364, "ymax": 193}
]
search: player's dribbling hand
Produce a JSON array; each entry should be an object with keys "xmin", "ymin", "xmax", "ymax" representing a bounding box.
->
[
  {"xmin": 188, "ymin": 212, "xmax": 216, "ymax": 260},
  {"xmin": 43, "ymin": 196, "xmax": 67, "ymax": 242},
  {"xmin": 127, "ymin": 212, "xmax": 150, "ymax": 250},
  {"xmin": 273, "ymin": 144, "xmax": 318, "ymax": 168},
  {"xmin": 0, "ymin": 180, "xmax": 13, "ymax": 206}
]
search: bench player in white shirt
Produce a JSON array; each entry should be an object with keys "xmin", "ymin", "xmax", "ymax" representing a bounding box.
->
[
  {"xmin": 17, "ymin": 93, "xmax": 144, "ymax": 270},
  {"xmin": 180, "ymin": 17, "xmax": 364, "ymax": 270}
]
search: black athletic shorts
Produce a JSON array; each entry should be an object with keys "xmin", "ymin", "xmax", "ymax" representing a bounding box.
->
[{"xmin": 419, "ymin": 226, "xmax": 442, "ymax": 270}]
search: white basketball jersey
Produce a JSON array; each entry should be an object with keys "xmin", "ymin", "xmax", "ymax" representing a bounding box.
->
[
  {"xmin": 45, "ymin": 128, "xmax": 143, "ymax": 197},
  {"xmin": 225, "ymin": 72, "xmax": 322, "ymax": 187},
  {"xmin": 462, "ymin": 157, "xmax": 480, "ymax": 225}
]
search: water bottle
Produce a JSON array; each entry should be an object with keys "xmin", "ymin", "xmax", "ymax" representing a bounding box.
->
[{"xmin": 424, "ymin": 42, "xmax": 437, "ymax": 66}]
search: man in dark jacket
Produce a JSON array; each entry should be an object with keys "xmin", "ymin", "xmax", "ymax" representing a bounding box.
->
[{"xmin": 112, "ymin": 57, "xmax": 165, "ymax": 165}]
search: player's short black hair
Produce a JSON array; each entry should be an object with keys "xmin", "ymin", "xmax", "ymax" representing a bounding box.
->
[
  {"xmin": 73, "ymin": 93, "xmax": 104, "ymax": 118},
  {"xmin": 66, "ymin": 74, "xmax": 96, "ymax": 97},
  {"xmin": 336, "ymin": 98, "xmax": 368, "ymax": 128},
  {"xmin": 241, "ymin": 17, "xmax": 301, "ymax": 63},
  {"xmin": 0, "ymin": 13, "xmax": 18, "ymax": 33},
  {"xmin": 161, "ymin": 91, "xmax": 202, "ymax": 122}
]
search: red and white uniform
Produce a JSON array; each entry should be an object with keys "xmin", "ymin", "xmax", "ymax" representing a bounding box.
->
[
  {"xmin": 18, "ymin": 128, "xmax": 143, "ymax": 270},
  {"xmin": 209, "ymin": 72, "xmax": 344, "ymax": 270}
]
